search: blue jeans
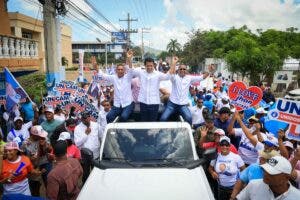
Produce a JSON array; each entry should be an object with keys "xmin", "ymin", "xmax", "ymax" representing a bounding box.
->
[
  {"xmin": 160, "ymin": 100, "xmax": 192, "ymax": 125},
  {"xmin": 106, "ymin": 102, "xmax": 134, "ymax": 123},
  {"xmin": 140, "ymin": 103, "xmax": 159, "ymax": 122}
]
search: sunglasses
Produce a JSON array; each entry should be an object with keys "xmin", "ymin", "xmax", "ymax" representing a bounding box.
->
[
  {"xmin": 219, "ymin": 142, "xmax": 230, "ymax": 147},
  {"xmin": 179, "ymin": 68, "xmax": 187, "ymax": 71}
]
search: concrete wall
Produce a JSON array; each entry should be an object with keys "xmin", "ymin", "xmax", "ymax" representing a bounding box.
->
[
  {"xmin": 0, "ymin": 12, "xmax": 72, "ymax": 72},
  {"xmin": 0, "ymin": 0, "xmax": 11, "ymax": 35}
]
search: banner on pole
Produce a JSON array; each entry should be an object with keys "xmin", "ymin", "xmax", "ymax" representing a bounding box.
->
[{"xmin": 4, "ymin": 67, "xmax": 30, "ymax": 113}]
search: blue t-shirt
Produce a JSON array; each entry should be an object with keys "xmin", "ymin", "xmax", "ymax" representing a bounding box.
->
[
  {"xmin": 21, "ymin": 102, "xmax": 34, "ymax": 122},
  {"xmin": 239, "ymin": 163, "xmax": 263, "ymax": 184},
  {"xmin": 203, "ymin": 100, "xmax": 214, "ymax": 114}
]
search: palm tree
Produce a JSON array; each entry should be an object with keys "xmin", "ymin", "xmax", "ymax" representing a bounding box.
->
[{"xmin": 166, "ymin": 39, "xmax": 181, "ymax": 55}]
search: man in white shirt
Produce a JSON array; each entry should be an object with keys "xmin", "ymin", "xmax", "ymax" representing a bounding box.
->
[
  {"xmin": 132, "ymin": 57, "xmax": 172, "ymax": 121},
  {"xmin": 236, "ymin": 156, "xmax": 300, "ymax": 199},
  {"xmin": 160, "ymin": 57, "xmax": 209, "ymax": 124},
  {"xmin": 98, "ymin": 51, "xmax": 135, "ymax": 123},
  {"xmin": 190, "ymin": 98, "xmax": 206, "ymax": 129},
  {"xmin": 98, "ymin": 100, "xmax": 111, "ymax": 138},
  {"xmin": 74, "ymin": 112, "xmax": 100, "ymax": 159},
  {"xmin": 7, "ymin": 116, "xmax": 32, "ymax": 144}
]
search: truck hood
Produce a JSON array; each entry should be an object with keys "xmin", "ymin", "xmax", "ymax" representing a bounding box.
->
[{"xmin": 78, "ymin": 167, "xmax": 214, "ymax": 200}]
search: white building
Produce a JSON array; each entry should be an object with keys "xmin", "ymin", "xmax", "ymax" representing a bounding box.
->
[
  {"xmin": 272, "ymin": 58, "xmax": 299, "ymax": 92},
  {"xmin": 72, "ymin": 41, "xmax": 125, "ymax": 62}
]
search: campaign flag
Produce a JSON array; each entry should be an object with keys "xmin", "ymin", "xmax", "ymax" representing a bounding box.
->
[
  {"xmin": 267, "ymin": 98, "xmax": 300, "ymax": 141},
  {"xmin": 4, "ymin": 67, "xmax": 30, "ymax": 113},
  {"xmin": 228, "ymin": 81, "xmax": 263, "ymax": 111}
]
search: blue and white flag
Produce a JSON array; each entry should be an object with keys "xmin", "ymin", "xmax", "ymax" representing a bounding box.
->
[{"xmin": 4, "ymin": 67, "xmax": 30, "ymax": 113}]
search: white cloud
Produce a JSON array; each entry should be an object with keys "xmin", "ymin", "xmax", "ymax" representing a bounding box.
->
[
  {"xmin": 144, "ymin": 0, "xmax": 300, "ymax": 50},
  {"xmin": 177, "ymin": 0, "xmax": 300, "ymax": 31}
]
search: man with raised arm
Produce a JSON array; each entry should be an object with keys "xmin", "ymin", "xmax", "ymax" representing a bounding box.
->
[
  {"xmin": 131, "ymin": 55, "xmax": 174, "ymax": 121},
  {"xmin": 160, "ymin": 57, "xmax": 209, "ymax": 124},
  {"xmin": 98, "ymin": 50, "xmax": 135, "ymax": 123}
]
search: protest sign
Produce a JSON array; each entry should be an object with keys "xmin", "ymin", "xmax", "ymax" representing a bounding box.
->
[
  {"xmin": 43, "ymin": 95, "xmax": 70, "ymax": 108},
  {"xmin": 228, "ymin": 81, "xmax": 263, "ymax": 111},
  {"xmin": 268, "ymin": 98, "xmax": 300, "ymax": 141},
  {"xmin": 54, "ymin": 80, "xmax": 87, "ymax": 97}
]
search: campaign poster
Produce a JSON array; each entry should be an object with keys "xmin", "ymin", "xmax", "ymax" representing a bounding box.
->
[
  {"xmin": 268, "ymin": 98, "xmax": 300, "ymax": 141},
  {"xmin": 228, "ymin": 81, "xmax": 263, "ymax": 111}
]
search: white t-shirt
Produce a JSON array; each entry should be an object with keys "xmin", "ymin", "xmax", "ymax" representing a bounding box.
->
[
  {"xmin": 189, "ymin": 105, "xmax": 206, "ymax": 125},
  {"xmin": 234, "ymin": 128, "xmax": 265, "ymax": 165},
  {"xmin": 210, "ymin": 152, "xmax": 245, "ymax": 187},
  {"xmin": 7, "ymin": 121, "xmax": 32, "ymax": 142},
  {"xmin": 237, "ymin": 179, "xmax": 300, "ymax": 200}
]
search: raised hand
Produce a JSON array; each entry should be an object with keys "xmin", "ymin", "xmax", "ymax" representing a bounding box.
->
[
  {"xmin": 126, "ymin": 49, "xmax": 134, "ymax": 60},
  {"xmin": 200, "ymin": 126, "xmax": 208, "ymax": 137}
]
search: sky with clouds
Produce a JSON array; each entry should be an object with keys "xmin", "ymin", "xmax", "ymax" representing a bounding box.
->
[{"xmin": 7, "ymin": 0, "xmax": 300, "ymax": 51}]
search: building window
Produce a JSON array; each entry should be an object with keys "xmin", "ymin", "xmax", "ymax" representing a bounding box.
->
[{"xmin": 22, "ymin": 32, "xmax": 33, "ymax": 39}]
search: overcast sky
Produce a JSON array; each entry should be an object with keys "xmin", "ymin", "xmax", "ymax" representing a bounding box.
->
[{"xmin": 8, "ymin": 0, "xmax": 300, "ymax": 50}]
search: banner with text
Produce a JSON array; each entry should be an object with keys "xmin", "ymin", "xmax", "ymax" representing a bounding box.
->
[
  {"xmin": 228, "ymin": 81, "xmax": 263, "ymax": 111},
  {"xmin": 268, "ymin": 98, "xmax": 300, "ymax": 141}
]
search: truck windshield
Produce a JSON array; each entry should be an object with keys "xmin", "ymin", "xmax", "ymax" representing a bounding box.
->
[{"xmin": 102, "ymin": 128, "xmax": 194, "ymax": 162}]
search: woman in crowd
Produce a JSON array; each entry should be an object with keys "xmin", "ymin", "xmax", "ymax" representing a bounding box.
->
[
  {"xmin": 0, "ymin": 141, "xmax": 41, "ymax": 195},
  {"xmin": 22, "ymin": 125, "xmax": 51, "ymax": 196},
  {"xmin": 208, "ymin": 136, "xmax": 245, "ymax": 200}
]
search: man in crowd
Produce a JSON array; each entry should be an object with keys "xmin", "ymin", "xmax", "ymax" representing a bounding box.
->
[
  {"xmin": 190, "ymin": 98, "xmax": 206, "ymax": 129},
  {"xmin": 98, "ymin": 50, "xmax": 135, "ymax": 123},
  {"xmin": 74, "ymin": 111, "xmax": 100, "ymax": 159},
  {"xmin": 160, "ymin": 57, "xmax": 209, "ymax": 124},
  {"xmin": 236, "ymin": 156, "xmax": 300, "ymax": 199},
  {"xmin": 132, "ymin": 57, "xmax": 172, "ymax": 122},
  {"xmin": 47, "ymin": 140, "xmax": 83, "ymax": 200},
  {"xmin": 51, "ymin": 118, "xmax": 77, "ymax": 147},
  {"xmin": 41, "ymin": 107, "xmax": 63, "ymax": 139}
]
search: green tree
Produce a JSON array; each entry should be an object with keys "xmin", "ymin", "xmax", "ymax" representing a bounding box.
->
[
  {"xmin": 157, "ymin": 51, "xmax": 170, "ymax": 61},
  {"xmin": 166, "ymin": 39, "xmax": 182, "ymax": 55}
]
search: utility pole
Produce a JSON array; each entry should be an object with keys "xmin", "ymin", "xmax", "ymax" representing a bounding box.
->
[
  {"xmin": 141, "ymin": 28, "xmax": 150, "ymax": 60},
  {"xmin": 43, "ymin": 0, "xmax": 59, "ymax": 90},
  {"xmin": 39, "ymin": 0, "xmax": 67, "ymax": 93},
  {"xmin": 119, "ymin": 13, "xmax": 138, "ymax": 49}
]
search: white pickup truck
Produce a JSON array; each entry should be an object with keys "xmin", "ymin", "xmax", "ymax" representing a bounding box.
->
[{"xmin": 78, "ymin": 121, "xmax": 214, "ymax": 200}]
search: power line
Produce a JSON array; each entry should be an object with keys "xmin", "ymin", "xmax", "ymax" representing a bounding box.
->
[
  {"xmin": 84, "ymin": 0, "xmax": 119, "ymax": 32},
  {"xmin": 65, "ymin": 0, "xmax": 111, "ymax": 36},
  {"xmin": 119, "ymin": 13, "xmax": 138, "ymax": 48}
]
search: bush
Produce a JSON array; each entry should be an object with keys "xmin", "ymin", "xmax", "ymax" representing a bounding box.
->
[{"xmin": 17, "ymin": 72, "xmax": 47, "ymax": 104}]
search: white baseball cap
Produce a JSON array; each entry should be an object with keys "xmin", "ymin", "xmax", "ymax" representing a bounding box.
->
[
  {"xmin": 45, "ymin": 107, "xmax": 54, "ymax": 114},
  {"xmin": 14, "ymin": 116, "xmax": 23, "ymax": 122},
  {"xmin": 263, "ymin": 134, "xmax": 279, "ymax": 147},
  {"xmin": 58, "ymin": 132, "xmax": 71, "ymax": 141},
  {"xmin": 261, "ymin": 156, "xmax": 292, "ymax": 175},
  {"xmin": 214, "ymin": 129, "xmax": 225, "ymax": 136},
  {"xmin": 283, "ymin": 141, "xmax": 294, "ymax": 149},
  {"xmin": 256, "ymin": 107, "xmax": 267, "ymax": 114},
  {"xmin": 219, "ymin": 136, "xmax": 231, "ymax": 144}
]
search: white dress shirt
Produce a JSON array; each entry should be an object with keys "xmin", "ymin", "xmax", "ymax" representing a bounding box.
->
[
  {"xmin": 169, "ymin": 74, "xmax": 204, "ymax": 105},
  {"xmin": 133, "ymin": 69, "xmax": 170, "ymax": 104},
  {"xmin": 98, "ymin": 68, "xmax": 134, "ymax": 107},
  {"xmin": 74, "ymin": 121, "xmax": 100, "ymax": 159}
]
